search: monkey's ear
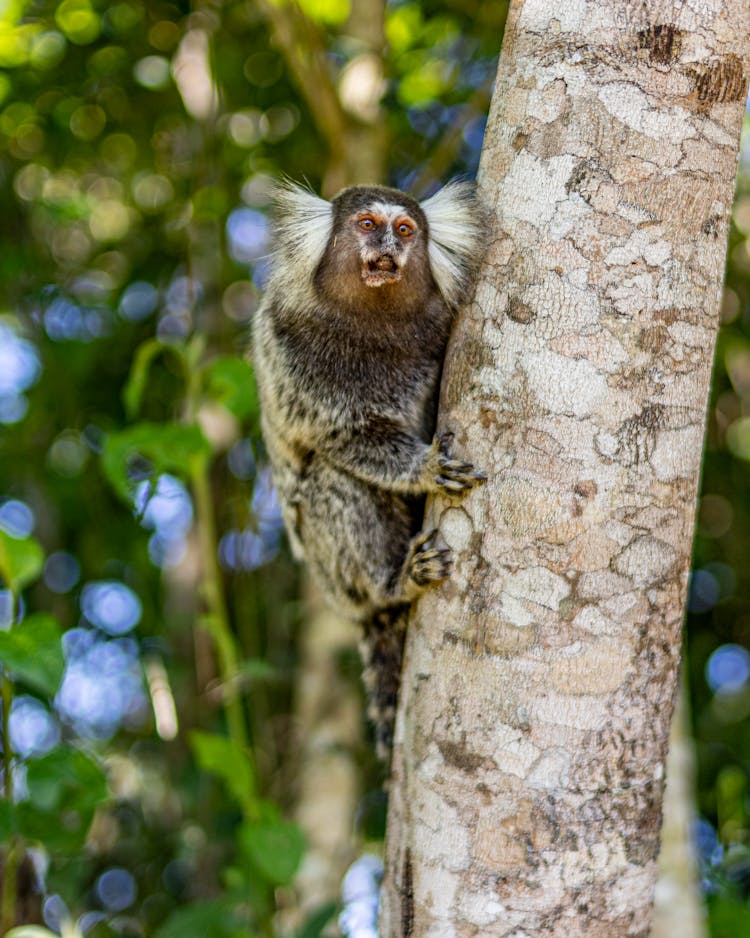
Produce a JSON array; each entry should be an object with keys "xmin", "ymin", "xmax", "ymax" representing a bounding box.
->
[
  {"xmin": 271, "ymin": 180, "xmax": 333, "ymax": 277},
  {"xmin": 421, "ymin": 181, "xmax": 485, "ymax": 308}
]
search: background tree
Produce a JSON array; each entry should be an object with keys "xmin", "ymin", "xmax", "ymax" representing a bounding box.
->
[
  {"xmin": 0, "ymin": 0, "xmax": 746, "ymax": 936},
  {"xmin": 381, "ymin": 1, "xmax": 750, "ymax": 935}
]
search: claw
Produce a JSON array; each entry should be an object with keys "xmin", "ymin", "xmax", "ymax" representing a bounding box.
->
[{"xmin": 437, "ymin": 430, "xmax": 455, "ymax": 454}]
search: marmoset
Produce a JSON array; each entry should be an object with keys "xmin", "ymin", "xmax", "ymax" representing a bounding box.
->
[{"xmin": 253, "ymin": 180, "xmax": 486, "ymax": 757}]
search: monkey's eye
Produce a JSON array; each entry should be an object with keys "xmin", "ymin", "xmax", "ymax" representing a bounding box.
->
[
  {"xmin": 396, "ymin": 222, "xmax": 415, "ymax": 238},
  {"xmin": 358, "ymin": 217, "xmax": 377, "ymax": 231}
]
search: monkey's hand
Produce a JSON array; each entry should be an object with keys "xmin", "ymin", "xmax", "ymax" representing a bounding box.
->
[{"xmin": 427, "ymin": 431, "xmax": 487, "ymax": 494}]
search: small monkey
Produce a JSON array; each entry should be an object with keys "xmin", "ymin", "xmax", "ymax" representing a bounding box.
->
[{"xmin": 253, "ymin": 180, "xmax": 486, "ymax": 756}]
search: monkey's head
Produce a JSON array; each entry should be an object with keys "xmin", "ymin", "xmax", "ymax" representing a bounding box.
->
[
  {"xmin": 327, "ymin": 186, "xmax": 428, "ymax": 292},
  {"xmin": 270, "ymin": 179, "xmax": 486, "ymax": 314}
]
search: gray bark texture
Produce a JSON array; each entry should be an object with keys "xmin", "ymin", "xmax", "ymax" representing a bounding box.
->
[{"xmin": 381, "ymin": 1, "xmax": 750, "ymax": 936}]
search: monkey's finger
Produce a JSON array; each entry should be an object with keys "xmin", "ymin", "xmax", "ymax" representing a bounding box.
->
[
  {"xmin": 436, "ymin": 475, "xmax": 470, "ymax": 492},
  {"xmin": 439, "ymin": 458, "xmax": 475, "ymax": 473}
]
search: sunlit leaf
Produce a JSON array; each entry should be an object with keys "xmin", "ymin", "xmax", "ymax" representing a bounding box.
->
[
  {"xmin": 204, "ymin": 357, "xmax": 257, "ymax": 420},
  {"xmin": 240, "ymin": 819, "xmax": 304, "ymax": 885},
  {"xmin": 0, "ymin": 613, "xmax": 64, "ymax": 695},
  {"xmin": 385, "ymin": 5, "xmax": 422, "ymax": 53},
  {"xmin": 102, "ymin": 422, "xmax": 211, "ymax": 502},
  {"xmin": 399, "ymin": 58, "xmax": 451, "ymax": 107},
  {"xmin": 297, "ymin": 0, "xmax": 349, "ymax": 26},
  {"xmin": 190, "ymin": 730, "xmax": 256, "ymax": 812},
  {"xmin": 0, "ymin": 529, "xmax": 44, "ymax": 592}
]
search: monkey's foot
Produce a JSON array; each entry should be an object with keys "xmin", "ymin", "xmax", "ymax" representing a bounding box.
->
[
  {"xmin": 407, "ymin": 528, "xmax": 453, "ymax": 586},
  {"xmin": 432, "ymin": 431, "xmax": 487, "ymax": 494}
]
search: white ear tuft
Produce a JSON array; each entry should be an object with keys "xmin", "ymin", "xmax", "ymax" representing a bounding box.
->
[
  {"xmin": 421, "ymin": 181, "xmax": 484, "ymax": 308},
  {"xmin": 271, "ymin": 180, "xmax": 333, "ymax": 284}
]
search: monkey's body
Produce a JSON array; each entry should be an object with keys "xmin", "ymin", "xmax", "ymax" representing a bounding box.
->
[{"xmin": 253, "ymin": 182, "xmax": 485, "ymax": 755}]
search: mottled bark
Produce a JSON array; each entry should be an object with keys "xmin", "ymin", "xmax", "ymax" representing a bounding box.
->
[{"xmin": 382, "ymin": 2, "xmax": 749, "ymax": 936}]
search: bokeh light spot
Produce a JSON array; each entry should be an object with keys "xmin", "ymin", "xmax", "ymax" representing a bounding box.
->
[
  {"xmin": 226, "ymin": 208, "xmax": 269, "ymax": 264},
  {"xmin": 134, "ymin": 55, "xmax": 171, "ymax": 90},
  {"xmin": 57, "ymin": 631, "xmax": 146, "ymax": 738},
  {"xmin": 688, "ymin": 569, "xmax": 720, "ymax": 613},
  {"xmin": 81, "ymin": 581, "xmax": 142, "ymax": 635},
  {"xmin": 0, "ymin": 325, "xmax": 41, "ymax": 396},
  {"xmin": 119, "ymin": 281, "xmax": 158, "ymax": 321},
  {"xmin": 44, "ymin": 551, "xmax": 81, "ymax": 594},
  {"xmin": 96, "ymin": 867, "xmax": 137, "ymax": 911},
  {"xmin": 707, "ymin": 644, "xmax": 750, "ymax": 694},
  {"xmin": 10, "ymin": 696, "xmax": 60, "ymax": 757},
  {"xmin": 0, "ymin": 499, "xmax": 34, "ymax": 538}
]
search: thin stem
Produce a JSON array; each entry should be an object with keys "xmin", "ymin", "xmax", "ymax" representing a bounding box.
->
[
  {"xmin": 2, "ymin": 674, "xmax": 11, "ymax": 801},
  {"xmin": 1, "ymin": 834, "xmax": 18, "ymax": 934},
  {"xmin": 190, "ymin": 457, "xmax": 248, "ymax": 750},
  {"xmin": 183, "ymin": 350, "xmax": 249, "ymax": 751},
  {"xmin": 1, "ymin": 589, "xmax": 18, "ymax": 933}
]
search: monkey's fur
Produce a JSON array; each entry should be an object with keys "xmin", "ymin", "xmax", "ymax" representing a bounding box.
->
[{"xmin": 253, "ymin": 181, "xmax": 486, "ymax": 757}]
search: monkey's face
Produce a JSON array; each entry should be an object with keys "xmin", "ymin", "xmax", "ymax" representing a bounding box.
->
[
  {"xmin": 313, "ymin": 185, "xmax": 434, "ymax": 313},
  {"xmin": 349, "ymin": 203, "xmax": 421, "ymax": 288}
]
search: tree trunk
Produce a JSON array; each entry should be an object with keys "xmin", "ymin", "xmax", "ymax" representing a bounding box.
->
[{"xmin": 381, "ymin": 2, "xmax": 749, "ymax": 936}]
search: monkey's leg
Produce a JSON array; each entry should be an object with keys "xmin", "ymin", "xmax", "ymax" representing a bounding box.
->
[{"xmin": 297, "ymin": 463, "xmax": 447, "ymax": 612}]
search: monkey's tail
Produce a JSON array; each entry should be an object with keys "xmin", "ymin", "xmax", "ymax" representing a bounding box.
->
[{"xmin": 359, "ymin": 603, "xmax": 410, "ymax": 762}]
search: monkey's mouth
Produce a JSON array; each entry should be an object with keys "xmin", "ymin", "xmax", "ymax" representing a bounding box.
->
[{"xmin": 362, "ymin": 255, "xmax": 401, "ymax": 287}]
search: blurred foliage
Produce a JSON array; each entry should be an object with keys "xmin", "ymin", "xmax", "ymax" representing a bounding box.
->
[
  {"xmin": 0, "ymin": 0, "xmax": 504, "ymax": 935},
  {"xmin": 0, "ymin": 0, "xmax": 747, "ymax": 935},
  {"xmin": 690, "ymin": 156, "xmax": 750, "ymax": 931}
]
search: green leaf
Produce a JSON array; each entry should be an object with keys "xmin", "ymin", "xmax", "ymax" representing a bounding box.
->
[
  {"xmin": 237, "ymin": 658, "xmax": 279, "ymax": 684},
  {"xmin": 0, "ymin": 613, "xmax": 65, "ymax": 695},
  {"xmin": 101, "ymin": 422, "xmax": 211, "ymax": 502},
  {"xmin": 0, "ymin": 800, "xmax": 18, "ymax": 840},
  {"xmin": 16, "ymin": 803, "xmax": 90, "ymax": 853},
  {"xmin": 189, "ymin": 731, "xmax": 256, "ymax": 811},
  {"xmin": 123, "ymin": 338, "xmax": 182, "ymax": 418},
  {"xmin": 154, "ymin": 898, "xmax": 245, "ymax": 938},
  {"xmin": 20, "ymin": 749, "xmax": 108, "ymax": 854},
  {"xmin": 241, "ymin": 819, "xmax": 305, "ymax": 885},
  {"xmin": 0, "ymin": 529, "xmax": 44, "ymax": 592},
  {"xmin": 204, "ymin": 357, "xmax": 258, "ymax": 420},
  {"xmin": 297, "ymin": 0, "xmax": 349, "ymax": 25},
  {"xmin": 26, "ymin": 747, "xmax": 108, "ymax": 814}
]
